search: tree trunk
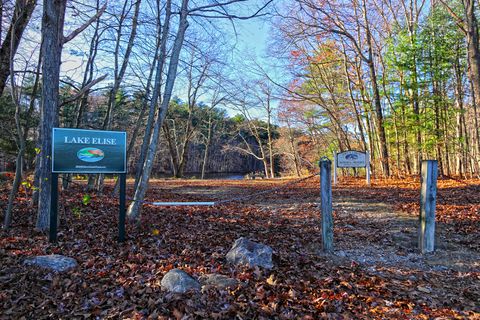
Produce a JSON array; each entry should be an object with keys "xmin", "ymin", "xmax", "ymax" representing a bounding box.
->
[
  {"xmin": 163, "ymin": 122, "xmax": 180, "ymax": 177},
  {"xmin": 364, "ymin": 45, "xmax": 389, "ymax": 175},
  {"xmin": 441, "ymin": 95, "xmax": 451, "ymax": 176},
  {"xmin": 262, "ymin": 159, "xmax": 269, "ymax": 178},
  {"xmin": 266, "ymin": 99, "xmax": 274, "ymax": 178},
  {"xmin": 112, "ymin": 48, "xmax": 159, "ymax": 194},
  {"xmin": 464, "ymin": 0, "xmax": 480, "ymax": 153},
  {"xmin": 0, "ymin": 0, "xmax": 37, "ymax": 96},
  {"xmin": 128, "ymin": 0, "xmax": 188, "ymax": 221},
  {"xmin": 74, "ymin": 0, "xmax": 101, "ymax": 129},
  {"xmin": 453, "ymin": 44, "xmax": 464, "ymax": 176},
  {"xmin": 359, "ymin": 0, "xmax": 389, "ymax": 176},
  {"xmin": 102, "ymin": 0, "xmax": 141, "ymax": 130},
  {"xmin": 177, "ymin": 110, "xmax": 194, "ymax": 178},
  {"xmin": 96, "ymin": 0, "xmax": 141, "ymax": 192},
  {"xmin": 341, "ymin": 42, "xmax": 367, "ymax": 152},
  {"xmin": 287, "ymin": 122, "xmax": 301, "ymax": 177},
  {"xmin": 201, "ymin": 118, "xmax": 214, "ymax": 179},
  {"xmin": 407, "ymin": 23, "xmax": 422, "ymax": 174},
  {"xmin": 134, "ymin": 0, "xmax": 171, "ymax": 190},
  {"xmin": 4, "ymin": 66, "xmax": 26, "ymax": 227},
  {"xmin": 354, "ymin": 57, "xmax": 376, "ymax": 175},
  {"xmin": 36, "ymin": 0, "xmax": 67, "ymax": 230}
]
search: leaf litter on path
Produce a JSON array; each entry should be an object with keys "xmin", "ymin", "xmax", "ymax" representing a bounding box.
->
[{"xmin": 0, "ymin": 177, "xmax": 478, "ymax": 318}]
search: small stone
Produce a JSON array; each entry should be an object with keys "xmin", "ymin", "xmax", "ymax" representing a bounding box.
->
[
  {"xmin": 336, "ymin": 250, "xmax": 347, "ymax": 258},
  {"xmin": 200, "ymin": 274, "xmax": 238, "ymax": 289},
  {"xmin": 160, "ymin": 269, "xmax": 200, "ymax": 293},
  {"xmin": 226, "ymin": 237, "xmax": 273, "ymax": 269},
  {"xmin": 416, "ymin": 286, "xmax": 431, "ymax": 293},
  {"xmin": 24, "ymin": 255, "xmax": 78, "ymax": 273}
]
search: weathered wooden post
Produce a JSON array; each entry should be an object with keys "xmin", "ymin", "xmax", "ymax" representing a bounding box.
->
[
  {"xmin": 320, "ymin": 158, "xmax": 333, "ymax": 252},
  {"xmin": 419, "ymin": 160, "xmax": 438, "ymax": 253},
  {"xmin": 366, "ymin": 151, "xmax": 371, "ymax": 186}
]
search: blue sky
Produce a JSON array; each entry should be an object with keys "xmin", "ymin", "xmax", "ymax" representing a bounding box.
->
[{"xmin": 235, "ymin": 16, "xmax": 269, "ymax": 57}]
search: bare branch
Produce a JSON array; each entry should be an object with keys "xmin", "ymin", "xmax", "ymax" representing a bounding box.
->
[
  {"xmin": 63, "ymin": 2, "xmax": 107, "ymax": 44},
  {"xmin": 189, "ymin": 0, "xmax": 274, "ymax": 20},
  {"xmin": 189, "ymin": 0, "xmax": 248, "ymax": 13},
  {"xmin": 60, "ymin": 74, "xmax": 107, "ymax": 106},
  {"xmin": 438, "ymin": 0, "xmax": 466, "ymax": 33}
]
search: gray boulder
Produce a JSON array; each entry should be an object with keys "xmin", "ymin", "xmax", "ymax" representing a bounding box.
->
[
  {"xmin": 226, "ymin": 237, "xmax": 273, "ymax": 269},
  {"xmin": 160, "ymin": 269, "xmax": 201, "ymax": 293},
  {"xmin": 24, "ymin": 254, "xmax": 78, "ymax": 272},
  {"xmin": 200, "ymin": 274, "xmax": 238, "ymax": 290}
]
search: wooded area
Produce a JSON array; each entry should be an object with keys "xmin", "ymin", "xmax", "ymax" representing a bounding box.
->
[
  {"xmin": 0, "ymin": 0, "xmax": 479, "ymax": 318},
  {"xmin": 1, "ymin": 0, "xmax": 480, "ymax": 222}
]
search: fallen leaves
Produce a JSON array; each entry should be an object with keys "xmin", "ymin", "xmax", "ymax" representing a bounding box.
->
[{"xmin": 0, "ymin": 177, "xmax": 479, "ymax": 318}]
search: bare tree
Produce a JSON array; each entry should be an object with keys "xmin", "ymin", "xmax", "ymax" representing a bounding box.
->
[
  {"xmin": 128, "ymin": 0, "xmax": 188, "ymax": 221},
  {"xmin": 133, "ymin": 0, "xmax": 173, "ymax": 191},
  {"xmin": 282, "ymin": 0, "xmax": 391, "ymax": 175},
  {"xmin": 440, "ymin": 0, "xmax": 480, "ymax": 159},
  {"xmin": 228, "ymin": 86, "xmax": 275, "ymax": 178},
  {"xmin": 199, "ymin": 88, "xmax": 228, "ymax": 179},
  {"xmin": 102, "ymin": 0, "xmax": 142, "ymax": 130},
  {"xmin": 0, "ymin": 0, "xmax": 37, "ymax": 96},
  {"xmin": 36, "ymin": 0, "xmax": 106, "ymax": 230},
  {"xmin": 163, "ymin": 47, "xmax": 217, "ymax": 178},
  {"xmin": 128, "ymin": 0, "xmax": 273, "ymax": 221},
  {"xmin": 278, "ymin": 101, "xmax": 303, "ymax": 177},
  {"xmin": 3, "ymin": 38, "xmax": 42, "ymax": 228}
]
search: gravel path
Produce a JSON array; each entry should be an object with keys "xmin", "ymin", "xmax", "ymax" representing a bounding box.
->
[{"xmin": 332, "ymin": 196, "xmax": 480, "ymax": 272}]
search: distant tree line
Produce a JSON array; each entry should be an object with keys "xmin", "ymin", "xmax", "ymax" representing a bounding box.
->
[
  {"xmin": 2, "ymin": 0, "xmax": 480, "ymax": 231},
  {"xmin": 275, "ymin": 0, "xmax": 480, "ymax": 178}
]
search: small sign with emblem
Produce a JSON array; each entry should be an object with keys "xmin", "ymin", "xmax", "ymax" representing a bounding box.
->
[
  {"xmin": 333, "ymin": 150, "xmax": 370, "ymax": 185},
  {"xmin": 336, "ymin": 151, "xmax": 367, "ymax": 168}
]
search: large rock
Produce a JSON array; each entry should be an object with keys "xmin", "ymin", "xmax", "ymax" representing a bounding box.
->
[
  {"xmin": 160, "ymin": 269, "xmax": 201, "ymax": 293},
  {"xmin": 24, "ymin": 254, "xmax": 78, "ymax": 272},
  {"xmin": 200, "ymin": 274, "xmax": 238, "ymax": 290},
  {"xmin": 226, "ymin": 237, "xmax": 273, "ymax": 269}
]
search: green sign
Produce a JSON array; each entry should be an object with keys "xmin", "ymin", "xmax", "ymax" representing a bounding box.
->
[{"xmin": 52, "ymin": 128, "xmax": 126, "ymax": 173}]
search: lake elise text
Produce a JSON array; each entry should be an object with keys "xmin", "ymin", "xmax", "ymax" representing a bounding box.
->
[{"xmin": 64, "ymin": 136, "xmax": 117, "ymax": 145}]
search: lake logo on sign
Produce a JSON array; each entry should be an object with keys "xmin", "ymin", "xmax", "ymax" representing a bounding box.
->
[
  {"xmin": 345, "ymin": 154, "xmax": 359, "ymax": 160},
  {"xmin": 77, "ymin": 147, "xmax": 104, "ymax": 162}
]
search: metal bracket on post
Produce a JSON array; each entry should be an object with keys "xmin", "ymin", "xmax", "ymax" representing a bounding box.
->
[
  {"xmin": 419, "ymin": 160, "xmax": 438, "ymax": 254},
  {"xmin": 49, "ymin": 173, "xmax": 58, "ymax": 243},
  {"xmin": 118, "ymin": 173, "xmax": 127, "ymax": 242},
  {"xmin": 319, "ymin": 158, "xmax": 333, "ymax": 253}
]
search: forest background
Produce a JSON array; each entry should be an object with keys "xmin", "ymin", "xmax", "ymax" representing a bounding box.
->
[{"xmin": 1, "ymin": 0, "xmax": 480, "ymax": 227}]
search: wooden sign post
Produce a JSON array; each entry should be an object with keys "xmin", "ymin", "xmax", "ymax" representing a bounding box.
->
[
  {"xmin": 419, "ymin": 160, "xmax": 438, "ymax": 253},
  {"xmin": 320, "ymin": 158, "xmax": 333, "ymax": 252}
]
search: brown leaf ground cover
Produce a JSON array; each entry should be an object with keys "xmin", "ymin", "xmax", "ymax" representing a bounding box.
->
[{"xmin": 0, "ymin": 176, "xmax": 479, "ymax": 319}]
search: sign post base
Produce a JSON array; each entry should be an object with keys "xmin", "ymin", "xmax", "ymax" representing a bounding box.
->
[
  {"xmin": 49, "ymin": 128, "xmax": 127, "ymax": 243},
  {"xmin": 49, "ymin": 173, "xmax": 59, "ymax": 243},
  {"xmin": 118, "ymin": 173, "xmax": 126, "ymax": 242}
]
